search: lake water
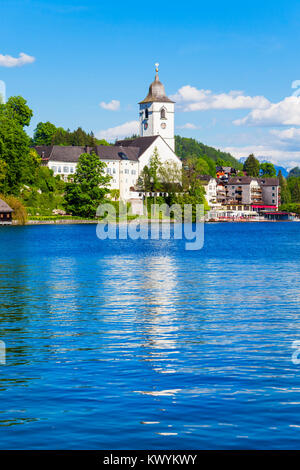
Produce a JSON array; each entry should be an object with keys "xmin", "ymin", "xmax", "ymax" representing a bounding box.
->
[{"xmin": 0, "ymin": 222, "xmax": 300, "ymax": 449}]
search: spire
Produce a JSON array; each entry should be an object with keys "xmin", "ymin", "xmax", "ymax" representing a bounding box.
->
[{"xmin": 139, "ymin": 63, "xmax": 175, "ymax": 104}]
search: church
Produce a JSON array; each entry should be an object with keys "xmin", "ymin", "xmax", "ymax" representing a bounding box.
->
[{"xmin": 35, "ymin": 65, "xmax": 182, "ymax": 203}]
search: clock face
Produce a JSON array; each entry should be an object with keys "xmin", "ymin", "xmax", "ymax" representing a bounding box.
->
[
  {"xmin": 144, "ymin": 122, "xmax": 148, "ymax": 130},
  {"xmin": 161, "ymin": 123, "xmax": 166, "ymax": 129}
]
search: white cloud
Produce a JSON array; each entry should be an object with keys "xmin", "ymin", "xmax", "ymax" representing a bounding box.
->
[
  {"xmin": 0, "ymin": 52, "xmax": 35, "ymax": 68},
  {"xmin": 234, "ymin": 96, "xmax": 300, "ymax": 127},
  {"xmin": 171, "ymin": 85, "xmax": 270, "ymax": 112},
  {"xmin": 177, "ymin": 122, "xmax": 200, "ymax": 129},
  {"xmin": 100, "ymin": 99, "xmax": 120, "ymax": 111},
  {"xmin": 270, "ymin": 127, "xmax": 300, "ymax": 144},
  {"xmin": 96, "ymin": 121, "xmax": 139, "ymax": 141}
]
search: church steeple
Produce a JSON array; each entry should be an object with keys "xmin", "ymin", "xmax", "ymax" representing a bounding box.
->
[
  {"xmin": 139, "ymin": 63, "xmax": 174, "ymax": 104},
  {"xmin": 139, "ymin": 64, "xmax": 175, "ymax": 151}
]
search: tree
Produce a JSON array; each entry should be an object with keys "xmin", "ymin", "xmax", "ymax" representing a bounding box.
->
[
  {"xmin": 290, "ymin": 179, "xmax": 300, "ymax": 203},
  {"xmin": 149, "ymin": 147, "xmax": 163, "ymax": 193},
  {"xmin": 33, "ymin": 121, "xmax": 58, "ymax": 146},
  {"xmin": 5, "ymin": 96, "xmax": 33, "ymax": 127},
  {"xmin": 0, "ymin": 113, "xmax": 31, "ymax": 193},
  {"xmin": 64, "ymin": 153, "xmax": 111, "ymax": 218},
  {"xmin": 260, "ymin": 162, "xmax": 276, "ymax": 177},
  {"xmin": 0, "ymin": 158, "xmax": 8, "ymax": 193},
  {"xmin": 243, "ymin": 154, "xmax": 260, "ymax": 177},
  {"xmin": 51, "ymin": 127, "xmax": 69, "ymax": 145},
  {"xmin": 110, "ymin": 189, "xmax": 120, "ymax": 201},
  {"xmin": 159, "ymin": 160, "xmax": 182, "ymax": 195},
  {"xmin": 278, "ymin": 170, "xmax": 291, "ymax": 205}
]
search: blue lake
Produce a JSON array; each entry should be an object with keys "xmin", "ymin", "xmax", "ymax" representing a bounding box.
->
[{"xmin": 0, "ymin": 222, "xmax": 300, "ymax": 449}]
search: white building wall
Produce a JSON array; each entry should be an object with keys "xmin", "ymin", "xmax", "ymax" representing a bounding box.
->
[
  {"xmin": 203, "ymin": 178, "xmax": 217, "ymax": 206},
  {"xmin": 138, "ymin": 136, "xmax": 181, "ymax": 172},
  {"xmin": 47, "ymin": 158, "xmax": 139, "ymax": 200}
]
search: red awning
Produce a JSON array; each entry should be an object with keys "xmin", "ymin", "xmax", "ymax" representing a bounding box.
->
[{"xmin": 251, "ymin": 205, "xmax": 277, "ymax": 209}]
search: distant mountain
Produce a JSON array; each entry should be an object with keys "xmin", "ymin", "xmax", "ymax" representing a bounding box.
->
[{"xmin": 239, "ymin": 157, "xmax": 288, "ymax": 178}]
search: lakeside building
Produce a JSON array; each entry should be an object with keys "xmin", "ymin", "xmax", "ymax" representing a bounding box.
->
[
  {"xmin": 35, "ymin": 65, "xmax": 181, "ymax": 202},
  {"xmin": 0, "ymin": 198, "xmax": 13, "ymax": 224},
  {"xmin": 200, "ymin": 175, "xmax": 280, "ymax": 218}
]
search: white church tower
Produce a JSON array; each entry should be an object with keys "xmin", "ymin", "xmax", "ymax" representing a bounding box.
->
[{"xmin": 139, "ymin": 63, "xmax": 175, "ymax": 151}]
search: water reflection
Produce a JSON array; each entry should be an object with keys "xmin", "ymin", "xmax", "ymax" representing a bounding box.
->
[{"xmin": 0, "ymin": 224, "xmax": 300, "ymax": 448}]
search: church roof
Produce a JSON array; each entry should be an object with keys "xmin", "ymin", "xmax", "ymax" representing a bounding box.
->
[
  {"xmin": 34, "ymin": 140, "xmax": 154, "ymax": 163},
  {"xmin": 95, "ymin": 145, "xmax": 140, "ymax": 161},
  {"xmin": 115, "ymin": 136, "xmax": 159, "ymax": 156},
  {"xmin": 139, "ymin": 71, "xmax": 175, "ymax": 104}
]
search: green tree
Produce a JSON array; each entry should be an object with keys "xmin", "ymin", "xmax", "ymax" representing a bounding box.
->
[
  {"xmin": 149, "ymin": 147, "xmax": 163, "ymax": 193},
  {"xmin": 278, "ymin": 170, "xmax": 291, "ymax": 205},
  {"xmin": 260, "ymin": 162, "xmax": 276, "ymax": 177},
  {"xmin": 33, "ymin": 121, "xmax": 58, "ymax": 145},
  {"xmin": 290, "ymin": 179, "xmax": 300, "ymax": 203},
  {"xmin": 5, "ymin": 96, "xmax": 33, "ymax": 127},
  {"xmin": 0, "ymin": 111, "xmax": 32, "ymax": 193},
  {"xmin": 64, "ymin": 153, "xmax": 111, "ymax": 218},
  {"xmin": 51, "ymin": 127, "xmax": 69, "ymax": 145},
  {"xmin": 243, "ymin": 154, "xmax": 260, "ymax": 177},
  {"xmin": 0, "ymin": 158, "xmax": 8, "ymax": 193}
]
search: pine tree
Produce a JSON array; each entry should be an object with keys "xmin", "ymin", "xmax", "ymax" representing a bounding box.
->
[
  {"xmin": 243, "ymin": 154, "xmax": 260, "ymax": 177},
  {"xmin": 278, "ymin": 170, "xmax": 291, "ymax": 205}
]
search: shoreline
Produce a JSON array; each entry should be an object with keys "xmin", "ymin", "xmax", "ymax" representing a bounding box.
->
[{"xmin": 7, "ymin": 218, "xmax": 299, "ymax": 226}]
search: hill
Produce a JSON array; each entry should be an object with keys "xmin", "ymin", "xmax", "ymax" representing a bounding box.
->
[{"xmin": 175, "ymin": 136, "xmax": 243, "ymax": 171}]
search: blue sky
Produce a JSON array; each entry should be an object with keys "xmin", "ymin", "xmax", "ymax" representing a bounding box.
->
[{"xmin": 1, "ymin": 0, "xmax": 300, "ymax": 167}]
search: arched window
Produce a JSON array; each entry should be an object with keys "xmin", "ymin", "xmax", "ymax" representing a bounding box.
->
[
  {"xmin": 145, "ymin": 108, "xmax": 149, "ymax": 119},
  {"xmin": 160, "ymin": 108, "xmax": 166, "ymax": 119}
]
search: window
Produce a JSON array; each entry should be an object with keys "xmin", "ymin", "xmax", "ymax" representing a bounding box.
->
[
  {"xmin": 113, "ymin": 168, "xmax": 116, "ymax": 174},
  {"xmin": 51, "ymin": 166, "xmax": 57, "ymax": 172},
  {"xmin": 70, "ymin": 167, "xmax": 74, "ymax": 173},
  {"xmin": 131, "ymin": 170, "xmax": 136, "ymax": 175},
  {"xmin": 145, "ymin": 108, "xmax": 149, "ymax": 119},
  {"xmin": 124, "ymin": 169, "xmax": 129, "ymax": 174},
  {"xmin": 63, "ymin": 167, "xmax": 69, "ymax": 173},
  {"xmin": 58, "ymin": 167, "xmax": 61, "ymax": 173},
  {"xmin": 160, "ymin": 108, "xmax": 166, "ymax": 119},
  {"xmin": 107, "ymin": 168, "xmax": 111, "ymax": 174},
  {"xmin": 272, "ymin": 186, "xmax": 275, "ymax": 190},
  {"xmin": 272, "ymin": 199, "xmax": 275, "ymax": 203}
]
